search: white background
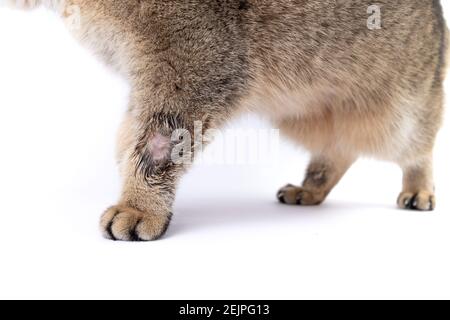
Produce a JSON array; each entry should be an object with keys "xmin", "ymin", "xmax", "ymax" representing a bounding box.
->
[{"xmin": 0, "ymin": 3, "xmax": 449, "ymax": 300}]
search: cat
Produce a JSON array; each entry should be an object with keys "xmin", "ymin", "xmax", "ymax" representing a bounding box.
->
[{"xmin": 4, "ymin": 0, "xmax": 448, "ymax": 241}]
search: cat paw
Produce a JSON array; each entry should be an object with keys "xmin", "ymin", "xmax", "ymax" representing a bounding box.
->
[
  {"xmin": 100, "ymin": 205, "xmax": 172, "ymax": 241},
  {"xmin": 397, "ymin": 191, "xmax": 435, "ymax": 211},
  {"xmin": 277, "ymin": 184, "xmax": 324, "ymax": 206}
]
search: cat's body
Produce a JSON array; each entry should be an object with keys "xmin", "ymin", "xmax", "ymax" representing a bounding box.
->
[{"xmin": 6, "ymin": 0, "xmax": 448, "ymax": 240}]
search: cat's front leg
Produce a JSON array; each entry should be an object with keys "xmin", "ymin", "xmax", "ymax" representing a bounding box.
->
[{"xmin": 100, "ymin": 107, "xmax": 194, "ymax": 241}]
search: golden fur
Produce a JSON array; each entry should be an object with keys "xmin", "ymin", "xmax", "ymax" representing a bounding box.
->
[{"xmin": 6, "ymin": 0, "xmax": 448, "ymax": 240}]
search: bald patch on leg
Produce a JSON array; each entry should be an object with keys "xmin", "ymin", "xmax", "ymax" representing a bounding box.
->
[{"xmin": 148, "ymin": 133, "xmax": 171, "ymax": 162}]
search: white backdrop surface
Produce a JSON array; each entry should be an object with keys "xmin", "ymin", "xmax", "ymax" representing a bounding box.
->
[{"xmin": 0, "ymin": 3, "xmax": 449, "ymax": 299}]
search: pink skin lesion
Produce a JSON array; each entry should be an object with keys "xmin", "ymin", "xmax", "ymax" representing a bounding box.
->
[{"xmin": 148, "ymin": 133, "xmax": 171, "ymax": 162}]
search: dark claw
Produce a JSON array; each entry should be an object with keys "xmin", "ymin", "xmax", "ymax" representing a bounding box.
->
[
  {"xmin": 277, "ymin": 191, "xmax": 286, "ymax": 204},
  {"xmin": 129, "ymin": 219, "xmax": 143, "ymax": 242},
  {"xmin": 106, "ymin": 220, "xmax": 117, "ymax": 241},
  {"xmin": 429, "ymin": 196, "xmax": 434, "ymax": 211},
  {"xmin": 296, "ymin": 193, "xmax": 303, "ymax": 205},
  {"xmin": 405, "ymin": 194, "xmax": 418, "ymax": 210}
]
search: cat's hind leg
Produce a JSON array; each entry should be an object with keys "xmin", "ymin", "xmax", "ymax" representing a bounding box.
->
[{"xmin": 277, "ymin": 153, "xmax": 355, "ymax": 206}]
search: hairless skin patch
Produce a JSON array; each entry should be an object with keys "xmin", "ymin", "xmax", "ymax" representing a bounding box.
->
[{"xmin": 148, "ymin": 133, "xmax": 171, "ymax": 162}]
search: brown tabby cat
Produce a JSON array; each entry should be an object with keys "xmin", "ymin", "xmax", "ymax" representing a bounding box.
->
[{"xmin": 5, "ymin": 0, "xmax": 448, "ymax": 241}]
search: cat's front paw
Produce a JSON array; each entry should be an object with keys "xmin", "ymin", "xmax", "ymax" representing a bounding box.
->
[{"xmin": 100, "ymin": 205, "xmax": 172, "ymax": 241}]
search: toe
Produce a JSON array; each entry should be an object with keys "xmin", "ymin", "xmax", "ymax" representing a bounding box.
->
[
  {"xmin": 110, "ymin": 210, "xmax": 143, "ymax": 241},
  {"xmin": 100, "ymin": 207, "xmax": 121, "ymax": 240},
  {"xmin": 135, "ymin": 215, "xmax": 172, "ymax": 241},
  {"xmin": 277, "ymin": 190, "xmax": 287, "ymax": 204},
  {"xmin": 277, "ymin": 185, "xmax": 301, "ymax": 205}
]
